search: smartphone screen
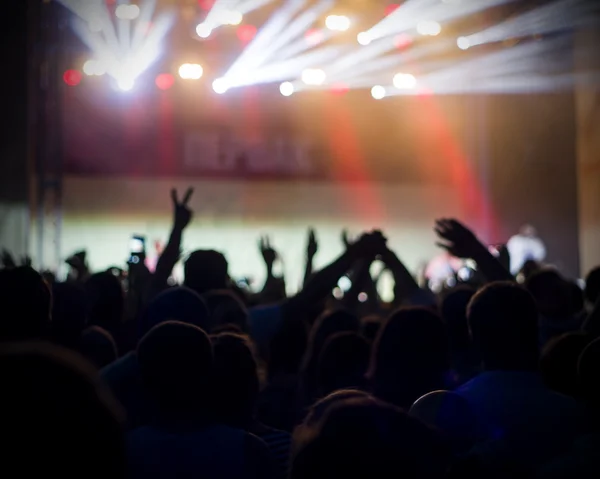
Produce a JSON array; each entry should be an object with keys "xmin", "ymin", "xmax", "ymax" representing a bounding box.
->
[{"xmin": 130, "ymin": 236, "xmax": 146, "ymax": 254}]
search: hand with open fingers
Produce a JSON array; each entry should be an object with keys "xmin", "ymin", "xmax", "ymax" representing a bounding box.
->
[
  {"xmin": 434, "ymin": 218, "xmax": 480, "ymax": 259},
  {"xmin": 307, "ymin": 228, "xmax": 318, "ymax": 258},
  {"xmin": 171, "ymin": 187, "xmax": 194, "ymax": 230},
  {"xmin": 259, "ymin": 236, "xmax": 277, "ymax": 266}
]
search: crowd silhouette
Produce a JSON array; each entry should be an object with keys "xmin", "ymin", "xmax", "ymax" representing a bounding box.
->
[{"xmin": 1, "ymin": 186, "xmax": 600, "ymax": 479}]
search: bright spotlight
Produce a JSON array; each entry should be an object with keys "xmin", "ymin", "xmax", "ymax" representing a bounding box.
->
[
  {"xmin": 416, "ymin": 20, "xmax": 441, "ymax": 36},
  {"xmin": 83, "ymin": 59, "xmax": 106, "ymax": 76},
  {"xmin": 212, "ymin": 78, "xmax": 229, "ymax": 94},
  {"xmin": 357, "ymin": 31, "xmax": 371, "ymax": 45},
  {"xmin": 371, "ymin": 85, "xmax": 386, "ymax": 100},
  {"xmin": 325, "ymin": 15, "xmax": 350, "ymax": 32},
  {"xmin": 279, "ymin": 81, "xmax": 294, "ymax": 97},
  {"xmin": 117, "ymin": 77, "xmax": 135, "ymax": 91},
  {"xmin": 228, "ymin": 11, "xmax": 243, "ymax": 26},
  {"xmin": 301, "ymin": 68, "xmax": 326, "ymax": 86},
  {"xmin": 115, "ymin": 4, "xmax": 140, "ymax": 21},
  {"xmin": 196, "ymin": 23, "xmax": 212, "ymax": 38},
  {"xmin": 457, "ymin": 36, "xmax": 470, "ymax": 50},
  {"xmin": 178, "ymin": 63, "xmax": 203, "ymax": 80},
  {"xmin": 393, "ymin": 73, "xmax": 417, "ymax": 90}
]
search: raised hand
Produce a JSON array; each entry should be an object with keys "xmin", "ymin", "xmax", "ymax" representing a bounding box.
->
[
  {"xmin": 259, "ymin": 235, "xmax": 277, "ymax": 267},
  {"xmin": 171, "ymin": 187, "xmax": 194, "ymax": 230},
  {"xmin": 434, "ymin": 218, "xmax": 480, "ymax": 259},
  {"xmin": 351, "ymin": 230, "xmax": 388, "ymax": 259},
  {"xmin": 307, "ymin": 228, "xmax": 318, "ymax": 258},
  {"xmin": 1, "ymin": 249, "xmax": 16, "ymax": 269}
]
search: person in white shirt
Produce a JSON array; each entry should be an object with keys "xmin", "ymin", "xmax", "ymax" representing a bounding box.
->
[{"xmin": 507, "ymin": 224, "xmax": 546, "ymax": 275}]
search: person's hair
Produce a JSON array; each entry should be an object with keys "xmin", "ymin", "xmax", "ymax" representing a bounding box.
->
[
  {"xmin": 317, "ymin": 332, "xmax": 370, "ymax": 397},
  {"xmin": 360, "ymin": 315, "xmax": 382, "ymax": 342},
  {"xmin": 0, "ymin": 266, "xmax": 51, "ymax": 341},
  {"xmin": 440, "ymin": 286, "xmax": 476, "ymax": 353},
  {"xmin": 184, "ymin": 250, "xmax": 229, "ymax": 295},
  {"xmin": 409, "ymin": 390, "xmax": 479, "ymax": 455},
  {"xmin": 211, "ymin": 332, "xmax": 259, "ymax": 427},
  {"xmin": 540, "ymin": 332, "xmax": 591, "ymax": 398},
  {"xmin": 585, "ymin": 267, "xmax": 600, "ymax": 305},
  {"xmin": 79, "ymin": 326, "xmax": 119, "ymax": 369},
  {"xmin": 369, "ymin": 307, "xmax": 449, "ymax": 409},
  {"xmin": 203, "ymin": 289, "xmax": 249, "ymax": 333},
  {"xmin": 301, "ymin": 309, "xmax": 359, "ymax": 402},
  {"xmin": 468, "ymin": 282, "xmax": 539, "ymax": 371},
  {"xmin": 525, "ymin": 269, "xmax": 572, "ymax": 319},
  {"xmin": 84, "ymin": 272, "xmax": 124, "ymax": 334},
  {"xmin": 291, "ymin": 396, "xmax": 448, "ymax": 479},
  {"xmin": 51, "ymin": 282, "xmax": 87, "ymax": 349},
  {"xmin": 0, "ymin": 342, "xmax": 126, "ymax": 477},
  {"xmin": 137, "ymin": 321, "xmax": 213, "ymax": 416},
  {"xmin": 578, "ymin": 337, "xmax": 600, "ymax": 408},
  {"xmin": 138, "ymin": 287, "xmax": 210, "ymax": 339}
]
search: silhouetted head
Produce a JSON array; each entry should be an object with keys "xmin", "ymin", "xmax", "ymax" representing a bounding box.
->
[
  {"xmin": 440, "ymin": 286, "xmax": 476, "ymax": 353},
  {"xmin": 541, "ymin": 332, "xmax": 591, "ymax": 398},
  {"xmin": 291, "ymin": 397, "xmax": 448, "ymax": 479},
  {"xmin": 578, "ymin": 337, "xmax": 600, "ymax": 409},
  {"xmin": 370, "ymin": 307, "xmax": 449, "ymax": 409},
  {"xmin": 569, "ymin": 281, "xmax": 585, "ymax": 316},
  {"xmin": 137, "ymin": 321, "xmax": 213, "ymax": 417},
  {"xmin": 585, "ymin": 267, "xmax": 600, "ymax": 306},
  {"xmin": 79, "ymin": 326, "xmax": 118, "ymax": 370},
  {"xmin": 268, "ymin": 316, "xmax": 308, "ymax": 377},
  {"xmin": 184, "ymin": 250, "xmax": 229, "ymax": 295},
  {"xmin": 138, "ymin": 287, "xmax": 210, "ymax": 340},
  {"xmin": 211, "ymin": 332, "xmax": 259, "ymax": 427},
  {"xmin": 85, "ymin": 272, "xmax": 124, "ymax": 334},
  {"xmin": 51, "ymin": 282, "xmax": 87, "ymax": 349},
  {"xmin": 301, "ymin": 309, "xmax": 360, "ymax": 401},
  {"xmin": 0, "ymin": 342, "xmax": 125, "ymax": 478},
  {"xmin": 409, "ymin": 390, "xmax": 479, "ymax": 455},
  {"xmin": 317, "ymin": 332, "xmax": 370, "ymax": 397},
  {"xmin": 203, "ymin": 289, "xmax": 249, "ymax": 333},
  {"xmin": 0, "ymin": 266, "xmax": 51, "ymax": 341},
  {"xmin": 526, "ymin": 269, "xmax": 573, "ymax": 319},
  {"xmin": 468, "ymin": 282, "xmax": 539, "ymax": 371},
  {"xmin": 360, "ymin": 315, "xmax": 382, "ymax": 343}
]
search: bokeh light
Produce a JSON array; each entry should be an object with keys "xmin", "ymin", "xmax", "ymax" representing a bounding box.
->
[
  {"xmin": 371, "ymin": 85, "xmax": 385, "ymax": 99},
  {"xmin": 357, "ymin": 31, "xmax": 371, "ymax": 45},
  {"xmin": 63, "ymin": 69, "xmax": 82, "ymax": 86},
  {"xmin": 279, "ymin": 81, "xmax": 294, "ymax": 96},
  {"xmin": 416, "ymin": 20, "xmax": 441, "ymax": 36},
  {"xmin": 457, "ymin": 36, "xmax": 470, "ymax": 50},
  {"xmin": 393, "ymin": 73, "xmax": 417, "ymax": 89},
  {"xmin": 325, "ymin": 15, "xmax": 350, "ymax": 32},
  {"xmin": 155, "ymin": 73, "xmax": 175, "ymax": 90},
  {"xmin": 212, "ymin": 78, "xmax": 229, "ymax": 94},
  {"xmin": 385, "ymin": 4, "xmax": 400, "ymax": 16},
  {"xmin": 305, "ymin": 28, "xmax": 324, "ymax": 46},
  {"xmin": 237, "ymin": 25, "xmax": 257, "ymax": 43},
  {"xmin": 196, "ymin": 23, "xmax": 212, "ymax": 38},
  {"xmin": 301, "ymin": 68, "xmax": 326, "ymax": 86},
  {"xmin": 178, "ymin": 63, "xmax": 203, "ymax": 80}
]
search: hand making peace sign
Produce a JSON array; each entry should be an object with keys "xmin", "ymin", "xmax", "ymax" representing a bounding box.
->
[{"xmin": 171, "ymin": 187, "xmax": 194, "ymax": 230}]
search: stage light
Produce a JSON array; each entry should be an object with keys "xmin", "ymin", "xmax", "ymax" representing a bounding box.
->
[
  {"xmin": 457, "ymin": 36, "xmax": 470, "ymax": 50},
  {"xmin": 83, "ymin": 59, "xmax": 107, "ymax": 76},
  {"xmin": 357, "ymin": 32, "xmax": 371, "ymax": 45},
  {"xmin": 393, "ymin": 73, "xmax": 417, "ymax": 89},
  {"xmin": 156, "ymin": 73, "xmax": 175, "ymax": 90},
  {"xmin": 212, "ymin": 78, "xmax": 229, "ymax": 94},
  {"xmin": 305, "ymin": 28, "xmax": 324, "ymax": 46},
  {"xmin": 393, "ymin": 33, "xmax": 412, "ymax": 49},
  {"xmin": 237, "ymin": 24, "xmax": 257, "ymax": 43},
  {"xmin": 325, "ymin": 15, "xmax": 350, "ymax": 32},
  {"xmin": 178, "ymin": 63, "xmax": 203, "ymax": 80},
  {"xmin": 63, "ymin": 69, "xmax": 82, "ymax": 86},
  {"xmin": 196, "ymin": 23, "xmax": 212, "ymax": 38},
  {"xmin": 228, "ymin": 11, "xmax": 243, "ymax": 26},
  {"xmin": 385, "ymin": 4, "xmax": 400, "ymax": 16},
  {"xmin": 117, "ymin": 77, "xmax": 135, "ymax": 91},
  {"xmin": 416, "ymin": 20, "xmax": 441, "ymax": 36},
  {"xmin": 217, "ymin": 10, "xmax": 243, "ymax": 26},
  {"xmin": 301, "ymin": 68, "xmax": 326, "ymax": 86},
  {"xmin": 371, "ymin": 85, "xmax": 385, "ymax": 99},
  {"xmin": 115, "ymin": 4, "xmax": 140, "ymax": 20},
  {"xmin": 279, "ymin": 81, "xmax": 294, "ymax": 96}
]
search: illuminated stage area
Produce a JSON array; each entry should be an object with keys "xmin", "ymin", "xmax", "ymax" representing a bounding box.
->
[{"xmin": 29, "ymin": 0, "xmax": 596, "ymax": 277}]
